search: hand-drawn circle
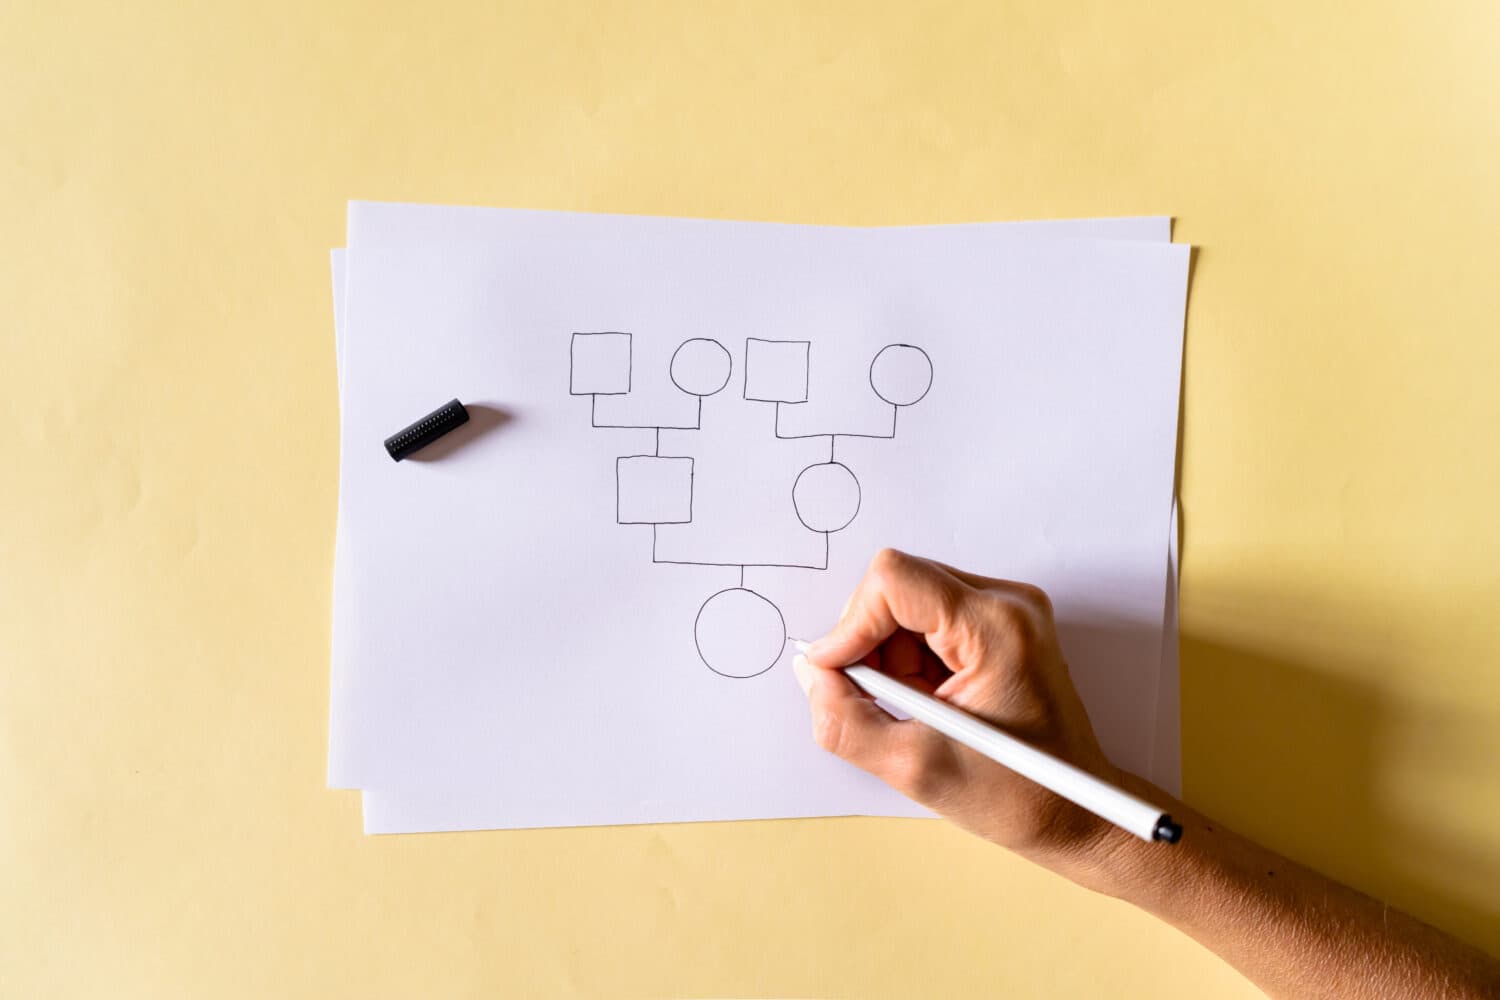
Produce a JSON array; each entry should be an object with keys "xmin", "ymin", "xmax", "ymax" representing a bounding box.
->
[
  {"xmin": 792, "ymin": 461, "xmax": 861, "ymax": 533},
  {"xmin": 690, "ymin": 587, "xmax": 786, "ymax": 680},
  {"xmin": 670, "ymin": 338, "xmax": 732, "ymax": 396},
  {"xmin": 869, "ymin": 344, "xmax": 933, "ymax": 407},
  {"xmin": 694, "ymin": 587, "xmax": 787, "ymax": 679}
]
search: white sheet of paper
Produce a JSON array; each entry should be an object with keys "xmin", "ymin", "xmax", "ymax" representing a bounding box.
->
[
  {"xmin": 329, "ymin": 213, "xmax": 1185, "ymax": 833},
  {"xmin": 346, "ymin": 204, "xmax": 1170, "ymax": 249},
  {"xmin": 1152, "ymin": 501, "xmax": 1182, "ymax": 791},
  {"xmin": 328, "ymin": 218, "xmax": 1182, "ymax": 797},
  {"xmin": 329, "ymin": 205, "xmax": 1187, "ymax": 831},
  {"xmin": 327, "ymin": 212, "xmax": 1179, "ymax": 799},
  {"xmin": 328, "ymin": 232, "xmax": 1182, "ymax": 827},
  {"xmin": 328, "ymin": 236, "xmax": 1189, "ymax": 830}
]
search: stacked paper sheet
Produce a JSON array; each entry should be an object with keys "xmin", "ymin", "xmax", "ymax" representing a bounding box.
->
[{"xmin": 329, "ymin": 203, "xmax": 1188, "ymax": 834}]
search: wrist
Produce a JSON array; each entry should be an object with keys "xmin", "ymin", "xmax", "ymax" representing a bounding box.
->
[{"xmin": 1039, "ymin": 771, "xmax": 1193, "ymax": 901}]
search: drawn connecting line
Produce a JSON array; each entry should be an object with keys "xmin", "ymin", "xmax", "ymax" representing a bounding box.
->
[{"xmin": 569, "ymin": 331, "xmax": 933, "ymax": 680}]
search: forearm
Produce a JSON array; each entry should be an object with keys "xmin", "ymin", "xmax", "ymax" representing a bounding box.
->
[
  {"xmin": 795, "ymin": 553, "xmax": 1500, "ymax": 996},
  {"xmin": 1072, "ymin": 775, "xmax": 1500, "ymax": 999}
]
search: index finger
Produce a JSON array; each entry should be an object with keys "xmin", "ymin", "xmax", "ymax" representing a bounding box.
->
[{"xmin": 804, "ymin": 549, "xmax": 971, "ymax": 669}]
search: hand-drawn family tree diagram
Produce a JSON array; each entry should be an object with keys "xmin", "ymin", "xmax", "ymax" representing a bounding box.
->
[{"xmin": 569, "ymin": 332, "xmax": 933, "ymax": 679}]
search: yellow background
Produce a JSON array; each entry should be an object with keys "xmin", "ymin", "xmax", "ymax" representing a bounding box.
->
[{"xmin": 5, "ymin": 2, "xmax": 1498, "ymax": 996}]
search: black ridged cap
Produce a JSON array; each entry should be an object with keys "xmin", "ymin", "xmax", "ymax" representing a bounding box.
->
[
  {"xmin": 1153, "ymin": 815, "xmax": 1183, "ymax": 844},
  {"xmin": 384, "ymin": 399, "xmax": 470, "ymax": 461}
]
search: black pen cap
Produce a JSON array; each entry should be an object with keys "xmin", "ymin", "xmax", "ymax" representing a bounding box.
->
[{"xmin": 384, "ymin": 399, "xmax": 470, "ymax": 461}]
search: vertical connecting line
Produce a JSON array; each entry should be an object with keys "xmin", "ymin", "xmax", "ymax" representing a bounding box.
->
[
  {"xmin": 829, "ymin": 435, "xmax": 836, "ymax": 463},
  {"xmin": 739, "ymin": 565, "xmax": 745, "ymax": 587},
  {"xmin": 654, "ymin": 427, "xmax": 661, "ymax": 456}
]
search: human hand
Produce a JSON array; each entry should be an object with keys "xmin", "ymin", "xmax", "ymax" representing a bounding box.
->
[
  {"xmin": 796, "ymin": 551, "xmax": 1500, "ymax": 998},
  {"xmin": 794, "ymin": 548, "xmax": 1133, "ymax": 885}
]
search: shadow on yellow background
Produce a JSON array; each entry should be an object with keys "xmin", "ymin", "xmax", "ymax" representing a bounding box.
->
[{"xmin": 1185, "ymin": 618, "xmax": 1500, "ymax": 954}]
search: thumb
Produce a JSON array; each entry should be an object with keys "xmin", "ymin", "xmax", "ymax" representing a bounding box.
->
[{"xmin": 794, "ymin": 654, "xmax": 900, "ymax": 772}]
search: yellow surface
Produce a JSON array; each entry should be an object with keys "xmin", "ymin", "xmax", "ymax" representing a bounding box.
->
[{"xmin": 4, "ymin": 1, "xmax": 1498, "ymax": 996}]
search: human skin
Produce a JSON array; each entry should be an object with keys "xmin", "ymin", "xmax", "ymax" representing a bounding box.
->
[{"xmin": 792, "ymin": 549, "xmax": 1500, "ymax": 999}]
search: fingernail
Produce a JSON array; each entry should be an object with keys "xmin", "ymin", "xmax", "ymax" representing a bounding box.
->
[
  {"xmin": 792, "ymin": 654, "xmax": 814, "ymax": 696},
  {"xmin": 793, "ymin": 639, "xmax": 811, "ymax": 655}
]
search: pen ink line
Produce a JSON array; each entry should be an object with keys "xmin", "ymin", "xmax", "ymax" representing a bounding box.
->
[
  {"xmin": 650, "ymin": 525, "xmax": 830, "ymax": 571},
  {"xmin": 769, "ymin": 400, "xmax": 897, "ymax": 442},
  {"xmin": 591, "ymin": 393, "xmax": 703, "ymax": 431}
]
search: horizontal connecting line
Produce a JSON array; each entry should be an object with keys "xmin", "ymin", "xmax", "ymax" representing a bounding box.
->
[
  {"xmin": 591, "ymin": 394, "xmax": 703, "ymax": 431},
  {"xmin": 767, "ymin": 400, "xmax": 898, "ymax": 442},
  {"xmin": 650, "ymin": 525, "xmax": 829, "ymax": 571}
]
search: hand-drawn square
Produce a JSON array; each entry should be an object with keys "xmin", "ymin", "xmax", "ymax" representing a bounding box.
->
[
  {"xmin": 743, "ymin": 338, "xmax": 809, "ymax": 403},
  {"xmin": 570, "ymin": 332, "xmax": 632, "ymax": 395},
  {"xmin": 617, "ymin": 455, "xmax": 694, "ymax": 524}
]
